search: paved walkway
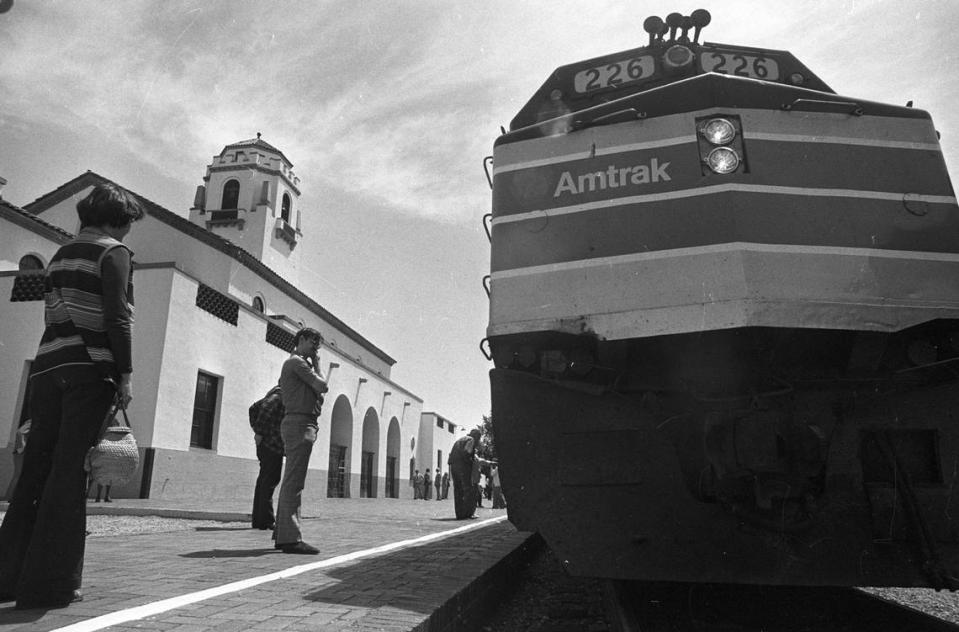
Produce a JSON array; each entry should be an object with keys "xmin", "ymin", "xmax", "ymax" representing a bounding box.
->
[{"xmin": 0, "ymin": 498, "xmax": 533, "ymax": 632}]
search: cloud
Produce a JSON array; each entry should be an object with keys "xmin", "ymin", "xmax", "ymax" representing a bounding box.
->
[{"xmin": 3, "ymin": 0, "xmax": 958, "ymax": 225}]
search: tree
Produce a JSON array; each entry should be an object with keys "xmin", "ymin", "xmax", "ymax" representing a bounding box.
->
[{"xmin": 477, "ymin": 413, "xmax": 496, "ymax": 462}]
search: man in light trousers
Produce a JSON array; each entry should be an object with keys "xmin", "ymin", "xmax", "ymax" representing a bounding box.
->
[{"xmin": 275, "ymin": 327, "xmax": 328, "ymax": 554}]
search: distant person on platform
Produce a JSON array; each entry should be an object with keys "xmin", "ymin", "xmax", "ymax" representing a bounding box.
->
[
  {"xmin": 448, "ymin": 428, "xmax": 493, "ymax": 519},
  {"xmin": 274, "ymin": 327, "xmax": 328, "ymax": 555},
  {"xmin": 491, "ymin": 464, "xmax": 506, "ymax": 509},
  {"xmin": 434, "ymin": 468, "xmax": 442, "ymax": 500},
  {"xmin": 0, "ymin": 183, "xmax": 144, "ymax": 609},
  {"xmin": 423, "ymin": 468, "xmax": 432, "ymax": 500},
  {"xmin": 413, "ymin": 469, "xmax": 423, "ymax": 499},
  {"xmin": 441, "ymin": 471, "xmax": 450, "ymax": 499},
  {"xmin": 474, "ymin": 460, "xmax": 484, "ymax": 508},
  {"xmin": 249, "ymin": 384, "xmax": 285, "ymax": 531}
]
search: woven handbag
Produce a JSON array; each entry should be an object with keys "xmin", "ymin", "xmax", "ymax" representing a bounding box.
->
[{"xmin": 87, "ymin": 400, "xmax": 139, "ymax": 487}]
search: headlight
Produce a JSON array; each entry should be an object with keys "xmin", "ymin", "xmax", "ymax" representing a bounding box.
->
[
  {"xmin": 706, "ymin": 147, "xmax": 740, "ymax": 174},
  {"xmin": 701, "ymin": 118, "xmax": 737, "ymax": 145},
  {"xmin": 663, "ymin": 44, "xmax": 694, "ymax": 71}
]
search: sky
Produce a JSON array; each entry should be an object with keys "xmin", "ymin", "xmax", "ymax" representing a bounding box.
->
[{"xmin": 2, "ymin": 0, "xmax": 958, "ymax": 428}]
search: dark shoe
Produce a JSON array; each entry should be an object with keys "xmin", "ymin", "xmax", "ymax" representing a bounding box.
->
[
  {"xmin": 104, "ymin": 498, "xmax": 112, "ymax": 503},
  {"xmin": 16, "ymin": 590, "xmax": 82, "ymax": 610},
  {"xmin": 0, "ymin": 592, "xmax": 14, "ymax": 603},
  {"xmin": 279, "ymin": 541, "xmax": 319, "ymax": 555}
]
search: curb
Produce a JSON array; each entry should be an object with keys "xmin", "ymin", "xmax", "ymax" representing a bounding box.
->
[
  {"xmin": 0, "ymin": 501, "xmax": 249, "ymax": 522},
  {"xmin": 420, "ymin": 531, "xmax": 545, "ymax": 632},
  {"xmin": 85, "ymin": 505, "xmax": 250, "ymax": 522}
]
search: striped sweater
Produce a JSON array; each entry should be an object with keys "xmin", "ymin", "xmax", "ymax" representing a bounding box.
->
[{"xmin": 31, "ymin": 228, "xmax": 135, "ymax": 379}]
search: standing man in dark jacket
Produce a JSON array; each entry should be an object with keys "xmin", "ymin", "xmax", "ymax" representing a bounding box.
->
[
  {"xmin": 250, "ymin": 385, "xmax": 284, "ymax": 530},
  {"xmin": 0, "ymin": 183, "xmax": 144, "ymax": 609},
  {"xmin": 447, "ymin": 428, "xmax": 492, "ymax": 519},
  {"xmin": 274, "ymin": 328, "xmax": 328, "ymax": 554}
]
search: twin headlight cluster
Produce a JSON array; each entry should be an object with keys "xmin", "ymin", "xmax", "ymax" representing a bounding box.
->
[{"xmin": 698, "ymin": 116, "xmax": 744, "ymax": 174}]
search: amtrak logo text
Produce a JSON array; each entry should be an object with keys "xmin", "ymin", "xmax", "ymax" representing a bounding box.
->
[{"xmin": 553, "ymin": 158, "xmax": 671, "ymax": 198}]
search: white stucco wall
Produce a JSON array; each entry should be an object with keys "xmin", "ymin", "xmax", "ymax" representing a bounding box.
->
[
  {"xmin": 131, "ymin": 264, "xmax": 422, "ymax": 486},
  {"xmin": 0, "ymin": 275, "xmax": 44, "ymax": 449},
  {"xmin": 0, "ymin": 223, "xmax": 60, "ymax": 272}
]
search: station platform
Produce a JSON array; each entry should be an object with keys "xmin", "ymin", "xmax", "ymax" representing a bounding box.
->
[{"xmin": 0, "ymin": 498, "xmax": 535, "ymax": 632}]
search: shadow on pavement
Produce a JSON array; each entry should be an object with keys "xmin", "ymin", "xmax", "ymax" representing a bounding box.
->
[
  {"xmin": 0, "ymin": 604, "xmax": 49, "ymax": 622},
  {"xmin": 180, "ymin": 548, "xmax": 279, "ymax": 558},
  {"xmin": 193, "ymin": 526, "xmax": 253, "ymax": 532}
]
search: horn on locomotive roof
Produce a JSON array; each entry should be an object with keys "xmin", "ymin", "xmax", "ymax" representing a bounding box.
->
[
  {"xmin": 643, "ymin": 15, "xmax": 667, "ymax": 46},
  {"xmin": 644, "ymin": 9, "xmax": 711, "ymax": 46},
  {"xmin": 690, "ymin": 9, "xmax": 711, "ymax": 43}
]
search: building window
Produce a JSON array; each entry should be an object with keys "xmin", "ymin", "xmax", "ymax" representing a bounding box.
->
[
  {"xmin": 281, "ymin": 192, "xmax": 291, "ymax": 223},
  {"xmin": 222, "ymin": 179, "xmax": 240, "ymax": 210},
  {"xmin": 436, "ymin": 418, "xmax": 443, "ymax": 428},
  {"xmin": 386, "ymin": 456, "xmax": 398, "ymax": 498},
  {"xmin": 437, "ymin": 450, "xmax": 442, "ymax": 470},
  {"xmin": 448, "ymin": 424, "xmax": 454, "ymax": 434},
  {"xmin": 360, "ymin": 451, "xmax": 375, "ymax": 498},
  {"xmin": 18, "ymin": 255, "xmax": 44, "ymax": 271},
  {"xmin": 190, "ymin": 372, "xmax": 219, "ymax": 449},
  {"xmin": 328, "ymin": 445, "xmax": 347, "ymax": 498},
  {"xmin": 252, "ymin": 296, "xmax": 264, "ymax": 313}
]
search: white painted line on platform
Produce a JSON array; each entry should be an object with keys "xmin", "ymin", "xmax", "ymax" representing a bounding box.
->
[{"xmin": 52, "ymin": 515, "xmax": 509, "ymax": 632}]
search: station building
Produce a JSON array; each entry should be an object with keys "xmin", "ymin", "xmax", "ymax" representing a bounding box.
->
[
  {"xmin": 0, "ymin": 137, "xmax": 438, "ymax": 503},
  {"xmin": 415, "ymin": 412, "xmax": 464, "ymax": 482}
]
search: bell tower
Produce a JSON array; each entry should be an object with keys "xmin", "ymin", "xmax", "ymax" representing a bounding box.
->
[{"xmin": 189, "ymin": 134, "xmax": 304, "ymax": 285}]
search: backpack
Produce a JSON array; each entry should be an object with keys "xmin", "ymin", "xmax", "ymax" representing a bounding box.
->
[{"xmin": 249, "ymin": 385, "xmax": 284, "ymax": 436}]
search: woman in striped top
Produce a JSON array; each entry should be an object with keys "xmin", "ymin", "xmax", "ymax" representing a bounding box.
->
[{"xmin": 0, "ymin": 183, "xmax": 144, "ymax": 610}]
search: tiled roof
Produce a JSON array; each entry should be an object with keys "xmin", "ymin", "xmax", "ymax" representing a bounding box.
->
[
  {"xmin": 22, "ymin": 171, "xmax": 395, "ymax": 366},
  {"xmin": 0, "ymin": 196, "xmax": 73, "ymax": 243}
]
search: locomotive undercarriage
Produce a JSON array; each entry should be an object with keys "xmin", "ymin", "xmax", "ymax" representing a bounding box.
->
[{"xmin": 489, "ymin": 321, "xmax": 959, "ymax": 587}]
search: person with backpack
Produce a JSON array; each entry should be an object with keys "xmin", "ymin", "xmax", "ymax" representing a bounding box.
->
[{"xmin": 249, "ymin": 384, "xmax": 285, "ymax": 531}]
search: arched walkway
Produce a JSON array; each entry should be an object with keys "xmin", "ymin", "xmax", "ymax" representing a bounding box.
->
[
  {"xmin": 359, "ymin": 407, "xmax": 379, "ymax": 498},
  {"xmin": 327, "ymin": 394, "xmax": 353, "ymax": 498}
]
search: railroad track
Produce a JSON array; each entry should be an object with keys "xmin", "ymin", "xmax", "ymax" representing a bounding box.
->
[{"xmin": 605, "ymin": 581, "xmax": 959, "ymax": 632}]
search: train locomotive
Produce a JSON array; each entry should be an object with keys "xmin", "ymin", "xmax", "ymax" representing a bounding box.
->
[{"xmin": 485, "ymin": 10, "xmax": 959, "ymax": 588}]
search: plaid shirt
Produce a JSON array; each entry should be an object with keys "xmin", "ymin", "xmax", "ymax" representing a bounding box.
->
[{"xmin": 249, "ymin": 386, "xmax": 285, "ymax": 455}]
